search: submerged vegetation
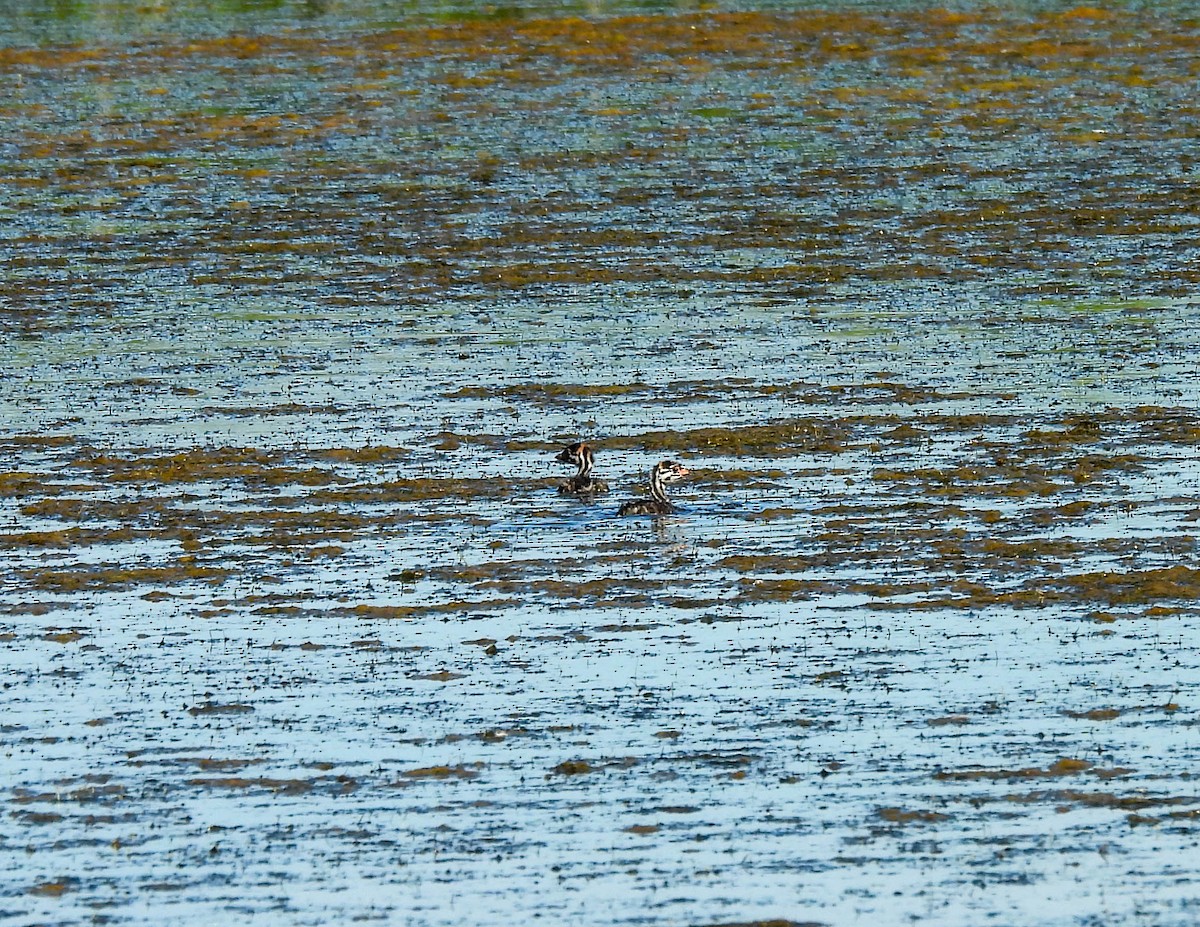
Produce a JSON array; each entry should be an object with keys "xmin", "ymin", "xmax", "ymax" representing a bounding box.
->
[
  {"xmin": 2, "ymin": 402, "xmax": 1198, "ymax": 616},
  {"xmin": 3, "ymin": 7, "xmax": 1200, "ymax": 321}
]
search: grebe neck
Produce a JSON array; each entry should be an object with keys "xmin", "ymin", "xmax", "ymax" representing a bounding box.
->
[
  {"xmin": 649, "ymin": 466, "xmax": 670, "ymax": 503},
  {"xmin": 575, "ymin": 445, "xmax": 595, "ymax": 479}
]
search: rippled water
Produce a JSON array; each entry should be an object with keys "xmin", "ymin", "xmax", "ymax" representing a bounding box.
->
[{"xmin": 4, "ymin": 3, "xmax": 1200, "ymax": 926}]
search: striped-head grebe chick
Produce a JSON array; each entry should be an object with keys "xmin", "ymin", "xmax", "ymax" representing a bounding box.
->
[
  {"xmin": 617, "ymin": 460, "xmax": 689, "ymax": 516},
  {"xmin": 555, "ymin": 441, "xmax": 609, "ymax": 495}
]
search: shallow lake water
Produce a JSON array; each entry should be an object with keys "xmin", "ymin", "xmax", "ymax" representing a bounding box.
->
[{"xmin": 3, "ymin": 3, "xmax": 1200, "ymax": 925}]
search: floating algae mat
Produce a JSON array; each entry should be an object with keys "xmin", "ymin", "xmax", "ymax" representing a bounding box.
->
[{"xmin": 3, "ymin": 3, "xmax": 1200, "ymax": 925}]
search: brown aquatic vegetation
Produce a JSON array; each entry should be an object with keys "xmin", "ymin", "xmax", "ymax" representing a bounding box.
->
[
  {"xmin": 934, "ymin": 758, "xmax": 1100, "ymax": 781},
  {"xmin": 41, "ymin": 629, "xmax": 84, "ymax": 643},
  {"xmin": 69, "ymin": 447, "xmax": 347, "ymax": 486},
  {"xmin": 24, "ymin": 562, "xmax": 231, "ymax": 592},
  {"xmin": 1063, "ymin": 708, "xmax": 1122, "ymax": 721},
  {"xmin": 552, "ymin": 760, "xmax": 593, "ymax": 776},
  {"xmin": 188, "ymin": 778, "xmax": 315, "ymax": 794},
  {"xmin": 1046, "ymin": 567, "xmax": 1200, "ymax": 605},
  {"xmin": 5, "ymin": 402, "xmax": 1195, "ymax": 611},
  {"xmin": 402, "ymin": 764, "xmax": 483, "ymax": 780},
  {"xmin": 927, "ymin": 715, "xmax": 971, "ymax": 727},
  {"xmin": 880, "ymin": 565, "xmax": 1200, "ymax": 612},
  {"xmin": 876, "ymin": 807, "xmax": 950, "ymax": 824},
  {"xmin": 28, "ymin": 880, "xmax": 77, "ymax": 897},
  {"xmin": 13, "ymin": 783, "xmax": 126, "ymax": 804},
  {"xmin": 607, "ymin": 421, "xmax": 851, "ymax": 457},
  {"xmin": 334, "ymin": 599, "xmax": 521, "ymax": 620},
  {"xmin": 6, "ymin": 9, "xmax": 1197, "ymax": 306},
  {"xmin": 2, "ymin": 527, "xmax": 151, "ymax": 549},
  {"xmin": 1006, "ymin": 790, "xmax": 1191, "ymax": 812},
  {"xmin": 698, "ymin": 922, "xmax": 826, "ymax": 927},
  {"xmin": 414, "ymin": 670, "xmax": 466, "ymax": 682},
  {"xmin": 187, "ymin": 703, "xmax": 254, "ymax": 716},
  {"xmin": 188, "ymin": 758, "xmax": 266, "ymax": 772}
]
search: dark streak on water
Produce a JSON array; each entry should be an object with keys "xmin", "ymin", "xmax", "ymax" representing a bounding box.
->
[{"xmin": 3, "ymin": 3, "xmax": 1200, "ymax": 926}]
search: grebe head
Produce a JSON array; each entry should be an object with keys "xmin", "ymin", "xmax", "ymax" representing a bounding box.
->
[
  {"xmin": 555, "ymin": 441, "xmax": 608, "ymax": 494},
  {"xmin": 555, "ymin": 441, "xmax": 589, "ymax": 467},
  {"xmin": 653, "ymin": 460, "xmax": 689, "ymax": 484},
  {"xmin": 618, "ymin": 459, "xmax": 689, "ymax": 515}
]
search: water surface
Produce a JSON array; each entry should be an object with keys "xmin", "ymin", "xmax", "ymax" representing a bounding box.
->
[{"xmin": 3, "ymin": 4, "xmax": 1200, "ymax": 926}]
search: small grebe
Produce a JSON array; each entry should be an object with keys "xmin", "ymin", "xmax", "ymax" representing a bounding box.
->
[
  {"xmin": 618, "ymin": 460, "xmax": 689, "ymax": 516},
  {"xmin": 555, "ymin": 441, "xmax": 609, "ymax": 495}
]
